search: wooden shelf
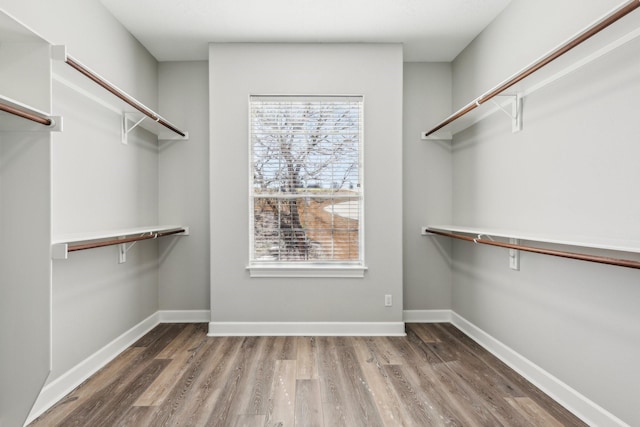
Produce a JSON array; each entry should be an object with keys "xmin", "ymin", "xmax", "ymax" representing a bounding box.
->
[
  {"xmin": 1, "ymin": 10, "xmax": 187, "ymax": 141},
  {"xmin": 0, "ymin": 11, "xmax": 60, "ymax": 132},
  {"xmin": 0, "ymin": 94, "xmax": 62, "ymax": 131},
  {"xmin": 424, "ymin": 225, "xmax": 640, "ymax": 255},
  {"xmin": 423, "ymin": 0, "xmax": 640, "ymax": 140},
  {"xmin": 51, "ymin": 47, "xmax": 188, "ymax": 142},
  {"xmin": 52, "ymin": 225, "xmax": 189, "ymax": 260}
]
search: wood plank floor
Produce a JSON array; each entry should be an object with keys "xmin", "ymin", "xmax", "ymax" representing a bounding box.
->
[{"xmin": 29, "ymin": 323, "xmax": 587, "ymax": 426}]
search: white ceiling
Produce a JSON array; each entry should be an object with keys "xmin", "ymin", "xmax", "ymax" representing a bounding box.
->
[{"xmin": 99, "ymin": 0, "xmax": 511, "ymax": 62}]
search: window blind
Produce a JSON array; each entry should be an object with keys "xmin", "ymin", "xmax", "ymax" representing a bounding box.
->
[{"xmin": 250, "ymin": 95, "xmax": 364, "ymax": 264}]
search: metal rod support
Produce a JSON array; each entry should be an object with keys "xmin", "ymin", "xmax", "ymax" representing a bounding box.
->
[
  {"xmin": 64, "ymin": 56, "xmax": 186, "ymax": 137},
  {"xmin": 0, "ymin": 101, "xmax": 52, "ymax": 126},
  {"xmin": 427, "ymin": 228, "xmax": 640, "ymax": 270},
  {"xmin": 67, "ymin": 228, "xmax": 186, "ymax": 253},
  {"xmin": 425, "ymin": 0, "xmax": 640, "ymax": 137}
]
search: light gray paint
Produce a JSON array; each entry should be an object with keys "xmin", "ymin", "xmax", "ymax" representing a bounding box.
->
[
  {"xmin": 402, "ymin": 63, "xmax": 453, "ymax": 310},
  {"xmin": 209, "ymin": 43, "xmax": 403, "ymax": 325},
  {"xmin": 0, "ymin": 132, "xmax": 52, "ymax": 427},
  {"xmin": 451, "ymin": 0, "xmax": 640, "ymax": 424},
  {"xmin": 452, "ymin": 0, "xmax": 624, "ymax": 110},
  {"xmin": 99, "ymin": 0, "xmax": 512, "ymax": 63},
  {"xmin": 50, "ymin": 82, "xmax": 160, "ymax": 379},
  {"xmin": 0, "ymin": 82, "xmax": 52, "ymax": 427},
  {"xmin": 158, "ymin": 61, "xmax": 210, "ymax": 310},
  {"xmin": 0, "ymin": 0, "xmax": 159, "ymax": 108},
  {"xmin": 0, "ymin": 33, "xmax": 52, "ymax": 427},
  {"xmin": 1, "ymin": 0, "xmax": 164, "ymax": 390}
]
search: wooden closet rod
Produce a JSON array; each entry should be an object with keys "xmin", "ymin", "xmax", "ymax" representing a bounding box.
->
[
  {"xmin": 425, "ymin": 0, "xmax": 640, "ymax": 137},
  {"xmin": 428, "ymin": 228, "xmax": 640, "ymax": 270},
  {"xmin": 64, "ymin": 56, "xmax": 186, "ymax": 137},
  {"xmin": 67, "ymin": 227, "xmax": 186, "ymax": 253},
  {"xmin": 0, "ymin": 101, "xmax": 52, "ymax": 126}
]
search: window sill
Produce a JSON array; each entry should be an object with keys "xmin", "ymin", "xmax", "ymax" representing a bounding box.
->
[{"xmin": 247, "ymin": 264, "xmax": 367, "ymax": 278}]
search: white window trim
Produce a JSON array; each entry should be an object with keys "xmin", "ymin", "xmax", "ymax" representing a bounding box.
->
[
  {"xmin": 247, "ymin": 263, "xmax": 367, "ymax": 278},
  {"xmin": 247, "ymin": 94, "xmax": 365, "ymax": 277}
]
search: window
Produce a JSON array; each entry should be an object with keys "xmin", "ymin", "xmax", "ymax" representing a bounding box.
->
[{"xmin": 249, "ymin": 95, "xmax": 364, "ymax": 276}]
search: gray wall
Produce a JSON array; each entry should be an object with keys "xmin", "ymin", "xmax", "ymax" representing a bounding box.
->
[
  {"xmin": 7, "ymin": 0, "xmax": 636, "ymax": 422},
  {"xmin": 158, "ymin": 61, "xmax": 210, "ymax": 310},
  {"xmin": 209, "ymin": 44, "xmax": 404, "ymax": 328},
  {"xmin": 402, "ymin": 63, "xmax": 453, "ymax": 312},
  {"xmin": 1, "ymin": 0, "xmax": 164, "ymax": 384},
  {"xmin": 0, "ymin": 38, "xmax": 52, "ymax": 426},
  {"xmin": 451, "ymin": 0, "xmax": 640, "ymax": 424},
  {"xmin": 452, "ymin": 0, "xmax": 626, "ymax": 111},
  {"xmin": 0, "ymin": 0, "xmax": 158, "ymax": 108}
]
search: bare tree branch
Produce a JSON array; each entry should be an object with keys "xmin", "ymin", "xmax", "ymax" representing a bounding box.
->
[{"xmin": 252, "ymin": 100, "xmax": 360, "ymax": 260}]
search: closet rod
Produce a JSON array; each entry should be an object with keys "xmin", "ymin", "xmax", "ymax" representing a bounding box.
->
[
  {"xmin": 428, "ymin": 228, "xmax": 640, "ymax": 270},
  {"xmin": 64, "ymin": 56, "xmax": 186, "ymax": 137},
  {"xmin": 67, "ymin": 227, "xmax": 186, "ymax": 253},
  {"xmin": 0, "ymin": 101, "xmax": 52, "ymax": 126},
  {"xmin": 425, "ymin": 0, "xmax": 640, "ymax": 137}
]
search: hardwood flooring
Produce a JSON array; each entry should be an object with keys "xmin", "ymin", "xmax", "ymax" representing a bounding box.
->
[{"xmin": 29, "ymin": 323, "xmax": 586, "ymax": 426}]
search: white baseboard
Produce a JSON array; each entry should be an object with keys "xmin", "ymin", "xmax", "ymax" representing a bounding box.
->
[
  {"xmin": 450, "ymin": 312, "xmax": 630, "ymax": 427},
  {"xmin": 25, "ymin": 310, "xmax": 210, "ymax": 425},
  {"xmin": 208, "ymin": 321, "xmax": 406, "ymax": 336},
  {"xmin": 158, "ymin": 309, "xmax": 210, "ymax": 323},
  {"xmin": 403, "ymin": 309, "xmax": 452, "ymax": 323},
  {"xmin": 26, "ymin": 312, "xmax": 160, "ymax": 425}
]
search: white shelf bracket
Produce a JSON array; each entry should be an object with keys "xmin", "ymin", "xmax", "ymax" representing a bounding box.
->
[
  {"xmin": 118, "ymin": 241, "xmax": 137, "ymax": 264},
  {"xmin": 118, "ymin": 232, "xmax": 155, "ymax": 263},
  {"xmin": 122, "ymin": 113, "xmax": 147, "ymax": 145},
  {"xmin": 509, "ymin": 238, "xmax": 520, "ymax": 270},
  {"xmin": 492, "ymin": 94, "xmax": 523, "ymax": 133}
]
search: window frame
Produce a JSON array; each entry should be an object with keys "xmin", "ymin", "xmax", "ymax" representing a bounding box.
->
[{"xmin": 247, "ymin": 94, "xmax": 366, "ymax": 278}]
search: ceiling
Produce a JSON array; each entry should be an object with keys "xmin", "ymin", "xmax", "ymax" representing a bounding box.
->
[{"xmin": 99, "ymin": 0, "xmax": 511, "ymax": 62}]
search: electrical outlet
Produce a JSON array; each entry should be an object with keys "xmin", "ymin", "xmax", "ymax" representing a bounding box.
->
[{"xmin": 384, "ymin": 294, "xmax": 392, "ymax": 307}]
